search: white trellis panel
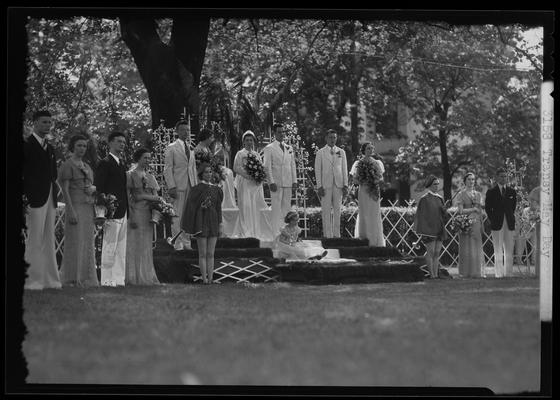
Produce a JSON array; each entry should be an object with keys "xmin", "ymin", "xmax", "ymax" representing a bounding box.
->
[{"xmin": 191, "ymin": 259, "xmax": 280, "ymax": 283}]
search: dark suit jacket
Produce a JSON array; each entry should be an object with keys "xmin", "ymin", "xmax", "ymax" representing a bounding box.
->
[
  {"xmin": 484, "ymin": 185, "xmax": 517, "ymax": 231},
  {"xmin": 23, "ymin": 135, "xmax": 58, "ymax": 208},
  {"xmin": 94, "ymin": 155, "xmax": 129, "ymax": 219}
]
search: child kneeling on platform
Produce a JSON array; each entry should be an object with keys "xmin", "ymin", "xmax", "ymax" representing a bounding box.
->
[{"xmin": 275, "ymin": 211, "xmax": 328, "ymax": 261}]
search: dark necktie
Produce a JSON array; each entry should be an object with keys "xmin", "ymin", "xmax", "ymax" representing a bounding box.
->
[
  {"xmin": 183, "ymin": 140, "xmax": 190, "ymax": 160},
  {"xmin": 279, "ymin": 142, "xmax": 284, "ymax": 152}
]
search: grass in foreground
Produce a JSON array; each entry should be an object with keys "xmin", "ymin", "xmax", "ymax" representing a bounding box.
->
[{"xmin": 22, "ymin": 277, "xmax": 540, "ymax": 394}]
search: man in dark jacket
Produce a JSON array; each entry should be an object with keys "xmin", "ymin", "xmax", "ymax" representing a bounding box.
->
[
  {"xmin": 94, "ymin": 131, "xmax": 129, "ymax": 286},
  {"xmin": 485, "ymin": 168, "xmax": 517, "ymax": 277},
  {"xmin": 23, "ymin": 110, "xmax": 61, "ymax": 290}
]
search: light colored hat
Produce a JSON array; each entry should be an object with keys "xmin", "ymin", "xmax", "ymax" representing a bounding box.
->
[{"xmin": 242, "ymin": 130, "xmax": 256, "ymax": 142}]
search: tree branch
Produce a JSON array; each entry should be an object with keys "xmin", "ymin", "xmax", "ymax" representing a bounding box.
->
[
  {"xmin": 495, "ymin": 25, "xmax": 542, "ymax": 74},
  {"xmin": 265, "ymin": 21, "xmax": 328, "ymax": 117}
]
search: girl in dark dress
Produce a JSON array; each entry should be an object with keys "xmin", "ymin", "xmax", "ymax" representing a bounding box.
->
[{"xmin": 181, "ymin": 163, "xmax": 223, "ymax": 284}]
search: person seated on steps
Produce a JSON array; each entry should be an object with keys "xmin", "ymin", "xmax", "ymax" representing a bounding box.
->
[{"xmin": 275, "ymin": 211, "xmax": 328, "ymax": 261}]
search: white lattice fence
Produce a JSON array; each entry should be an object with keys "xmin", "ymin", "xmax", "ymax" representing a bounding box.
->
[
  {"xmin": 191, "ymin": 259, "xmax": 280, "ymax": 283},
  {"xmin": 342, "ymin": 200, "xmax": 536, "ymax": 271}
]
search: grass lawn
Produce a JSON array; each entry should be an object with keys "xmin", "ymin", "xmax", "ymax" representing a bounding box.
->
[{"xmin": 22, "ymin": 276, "xmax": 540, "ymax": 394}]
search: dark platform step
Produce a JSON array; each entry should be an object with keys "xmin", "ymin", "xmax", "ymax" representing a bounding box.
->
[
  {"xmin": 274, "ymin": 259, "xmax": 424, "ymax": 284},
  {"xmin": 153, "ymin": 237, "xmax": 262, "ymax": 252},
  {"xmin": 318, "ymin": 237, "xmax": 369, "ymax": 248},
  {"xmin": 190, "ymin": 237, "xmax": 261, "ymax": 249},
  {"xmin": 155, "ymin": 246, "xmax": 273, "ymax": 259},
  {"xmin": 337, "ymin": 246, "xmax": 402, "ymax": 258}
]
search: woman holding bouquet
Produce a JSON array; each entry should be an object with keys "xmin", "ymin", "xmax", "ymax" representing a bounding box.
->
[
  {"xmin": 125, "ymin": 148, "xmax": 161, "ymax": 285},
  {"xmin": 349, "ymin": 142, "xmax": 386, "ymax": 246},
  {"xmin": 233, "ymin": 131, "xmax": 275, "ymax": 241},
  {"xmin": 456, "ymin": 172, "xmax": 484, "ymax": 278},
  {"xmin": 58, "ymin": 134, "xmax": 99, "ymax": 287},
  {"xmin": 182, "ymin": 163, "xmax": 224, "ymax": 284}
]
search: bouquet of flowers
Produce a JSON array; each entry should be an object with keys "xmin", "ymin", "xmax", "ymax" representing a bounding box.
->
[
  {"xmin": 449, "ymin": 213, "xmax": 474, "ymax": 235},
  {"xmin": 244, "ymin": 152, "xmax": 266, "ymax": 184},
  {"xmin": 354, "ymin": 158, "xmax": 383, "ymax": 200},
  {"xmin": 94, "ymin": 193, "xmax": 119, "ymax": 224},
  {"xmin": 149, "ymin": 197, "xmax": 177, "ymax": 225}
]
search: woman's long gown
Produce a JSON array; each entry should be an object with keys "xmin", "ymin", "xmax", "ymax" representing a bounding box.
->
[
  {"xmin": 350, "ymin": 159, "xmax": 386, "ymax": 246},
  {"xmin": 58, "ymin": 159, "xmax": 99, "ymax": 287},
  {"xmin": 125, "ymin": 169, "xmax": 160, "ymax": 285},
  {"xmin": 456, "ymin": 190, "xmax": 484, "ymax": 277},
  {"xmin": 233, "ymin": 149, "xmax": 275, "ymax": 241}
]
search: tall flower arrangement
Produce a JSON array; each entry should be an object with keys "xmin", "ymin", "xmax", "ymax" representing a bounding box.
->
[
  {"xmin": 505, "ymin": 157, "xmax": 535, "ymax": 227},
  {"xmin": 505, "ymin": 158, "xmax": 539, "ymax": 239},
  {"xmin": 283, "ymin": 122, "xmax": 312, "ymax": 204},
  {"xmin": 149, "ymin": 122, "xmax": 176, "ymax": 202}
]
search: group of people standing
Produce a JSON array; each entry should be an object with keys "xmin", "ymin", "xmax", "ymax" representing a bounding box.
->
[
  {"xmin": 23, "ymin": 111, "xmax": 163, "ymax": 289},
  {"xmin": 413, "ymin": 169, "xmax": 539, "ymax": 279},
  {"xmin": 23, "ymin": 110, "xmax": 539, "ymax": 289}
]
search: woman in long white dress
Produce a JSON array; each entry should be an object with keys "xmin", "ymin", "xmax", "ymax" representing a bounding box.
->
[
  {"xmin": 349, "ymin": 142, "xmax": 386, "ymax": 247},
  {"xmin": 233, "ymin": 131, "xmax": 275, "ymax": 241}
]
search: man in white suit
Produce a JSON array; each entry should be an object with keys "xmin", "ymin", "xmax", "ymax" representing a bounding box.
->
[
  {"xmin": 315, "ymin": 129, "xmax": 349, "ymax": 238},
  {"xmin": 263, "ymin": 122, "xmax": 298, "ymax": 235},
  {"xmin": 164, "ymin": 120, "xmax": 197, "ymax": 250}
]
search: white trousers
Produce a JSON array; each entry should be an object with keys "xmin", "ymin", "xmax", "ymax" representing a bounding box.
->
[
  {"xmin": 270, "ymin": 186, "xmax": 293, "ymax": 236},
  {"xmin": 491, "ymin": 224, "xmax": 514, "ymax": 278},
  {"xmin": 101, "ymin": 216, "xmax": 127, "ymax": 286},
  {"xmin": 24, "ymin": 187, "xmax": 61, "ymax": 290},
  {"xmin": 320, "ymin": 186, "xmax": 343, "ymax": 238},
  {"xmin": 170, "ymin": 189, "xmax": 190, "ymax": 249}
]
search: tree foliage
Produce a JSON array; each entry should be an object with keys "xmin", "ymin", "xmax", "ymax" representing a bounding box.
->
[{"xmin": 25, "ymin": 17, "xmax": 542, "ymax": 200}]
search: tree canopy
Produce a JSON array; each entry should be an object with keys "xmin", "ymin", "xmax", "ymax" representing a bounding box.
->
[{"xmin": 24, "ymin": 16, "xmax": 543, "ymax": 198}]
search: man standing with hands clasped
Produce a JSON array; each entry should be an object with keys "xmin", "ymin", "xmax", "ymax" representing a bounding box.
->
[
  {"xmin": 164, "ymin": 119, "xmax": 197, "ymax": 250},
  {"xmin": 485, "ymin": 168, "xmax": 517, "ymax": 278},
  {"xmin": 23, "ymin": 110, "xmax": 61, "ymax": 290},
  {"xmin": 314, "ymin": 129, "xmax": 348, "ymax": 238},
  {"xmin": 263, "ymin": 122, "xmax": 298, "ymax": 236},
  {"xmin": 94, "ymin": 131, "xmax": 129, "ymax": 287}
]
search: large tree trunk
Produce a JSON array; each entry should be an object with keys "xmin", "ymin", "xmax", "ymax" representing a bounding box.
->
[{"xmin": 120, "ymin": 17, "xmax": 209, "ymax": 132}]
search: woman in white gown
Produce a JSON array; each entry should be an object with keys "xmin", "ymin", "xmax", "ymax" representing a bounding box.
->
[
  {"xmin": 350, "ymin": 142, "xmax": 386, "ymax": 247},
  {"xmin": 233, "ymin": 131, "xmax": 275, "ymax": 241}
]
